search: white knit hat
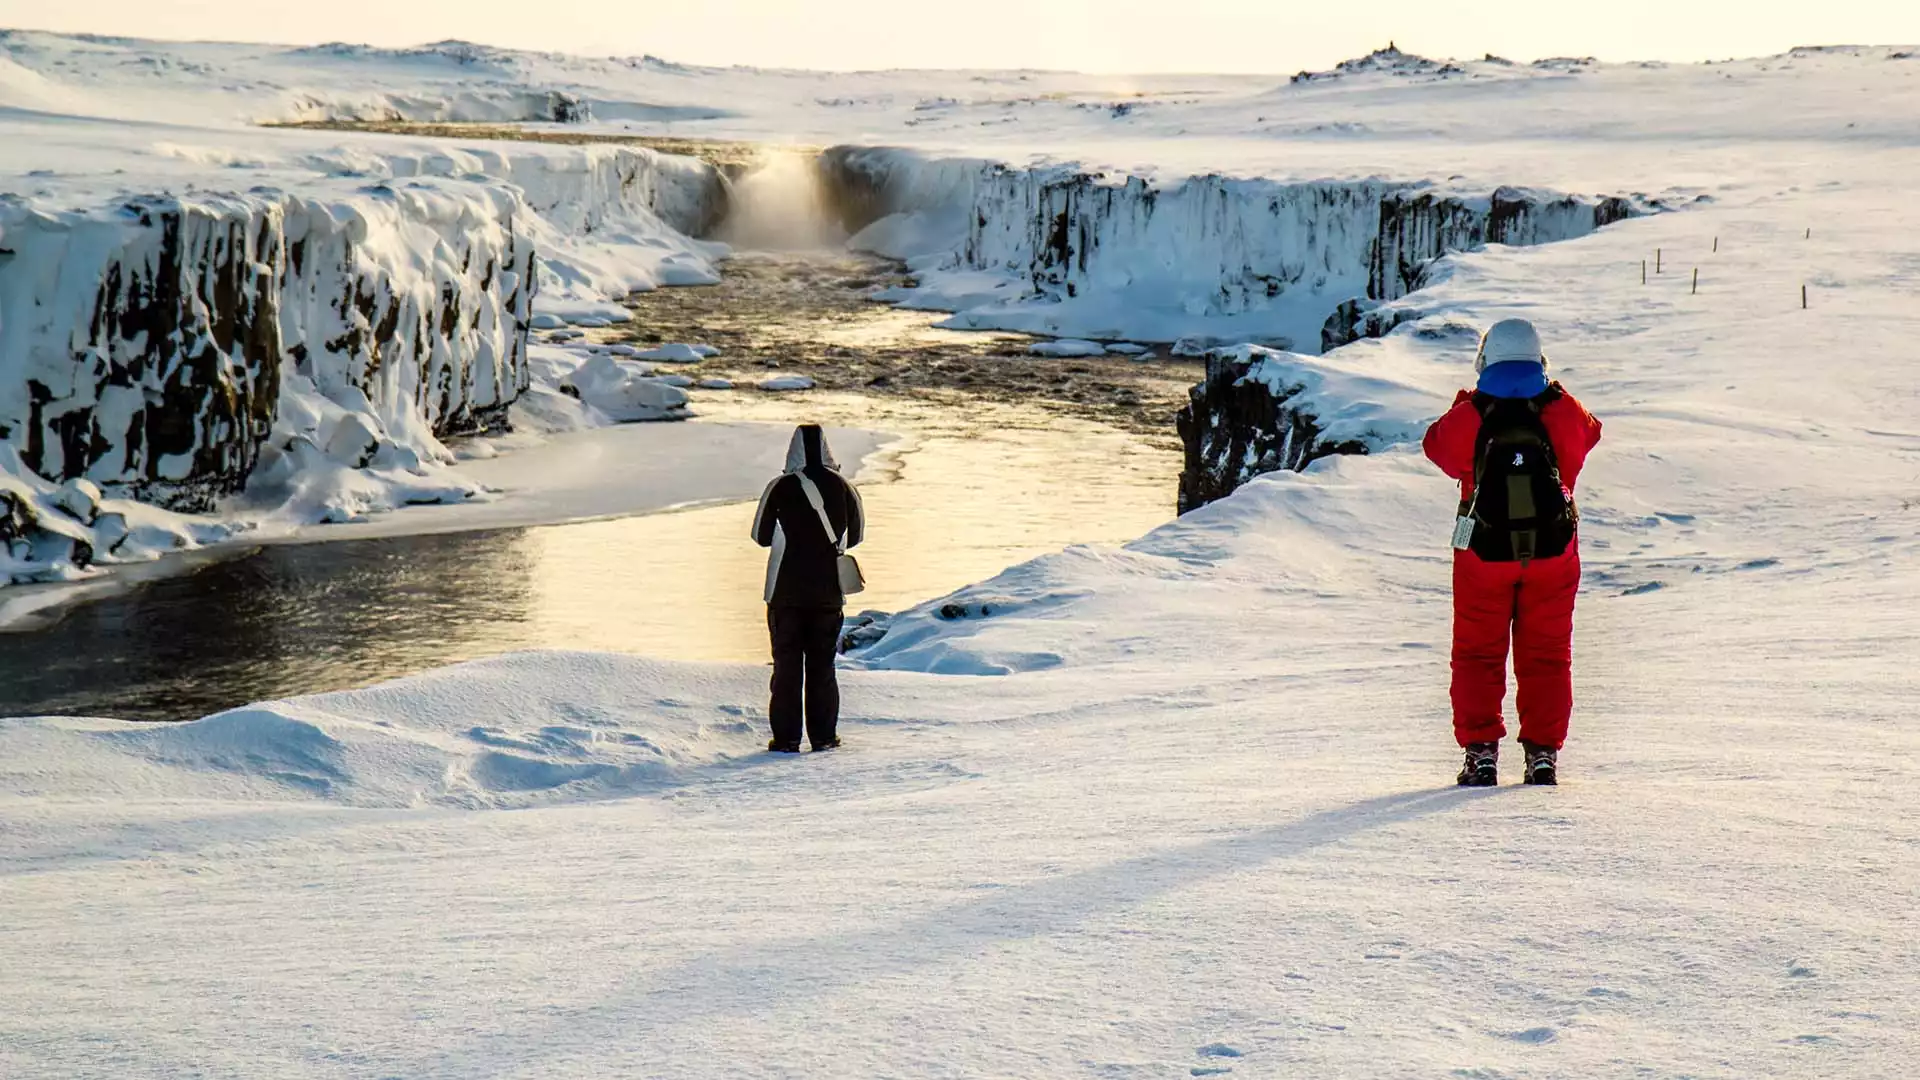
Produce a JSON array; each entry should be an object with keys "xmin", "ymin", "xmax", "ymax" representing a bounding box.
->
[{"xmin": 1475, "ymin": 318, "xmax": 1550, "ymax": 373}]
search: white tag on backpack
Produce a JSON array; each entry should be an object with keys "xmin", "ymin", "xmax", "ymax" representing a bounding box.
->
[{"xmin": 1451, "ymin": 515, "xmax": 1476, "ymax": 551}]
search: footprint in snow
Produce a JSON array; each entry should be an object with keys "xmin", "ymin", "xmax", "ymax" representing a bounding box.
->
[{"xmin": 1196, "ymin": 1044, "xmax": 1244, "ymax": 1059}]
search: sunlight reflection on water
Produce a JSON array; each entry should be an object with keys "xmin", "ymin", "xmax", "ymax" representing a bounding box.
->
[{"xmin": 0, "ymin": 393, "xmax": 1179, "ymax": 720}]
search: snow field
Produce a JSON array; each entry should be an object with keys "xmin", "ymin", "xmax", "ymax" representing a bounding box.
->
[
  {"xmin": 3, "ymin": 29, "xmax": 1920, "ymax": 1079},
  {"xmin": 6, "ymin": 183, "xmax": 1920, "ymax": 1074}
]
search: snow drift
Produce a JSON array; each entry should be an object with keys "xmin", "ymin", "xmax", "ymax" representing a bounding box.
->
[{"xmin": 0, "ymin": 651, "xmax": 765, "ymax": 809}]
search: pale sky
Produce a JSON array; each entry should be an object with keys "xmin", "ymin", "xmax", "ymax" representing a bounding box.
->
[{"xmin": 4, "ymin": 0, "xmax": 1917, "ymax": 73}]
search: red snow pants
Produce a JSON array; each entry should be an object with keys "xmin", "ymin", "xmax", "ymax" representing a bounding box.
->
[{"xmin": 1451, "ymin": 547, "xmax": 1581, "ymax": 750}]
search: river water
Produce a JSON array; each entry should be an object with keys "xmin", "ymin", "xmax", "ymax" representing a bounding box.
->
[{"xmin": 0, "ymin": 391, "xmax": 1183, "ymax": 722}]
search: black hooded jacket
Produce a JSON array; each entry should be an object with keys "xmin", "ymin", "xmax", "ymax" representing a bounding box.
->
[{"xmin": 751, "ymin": 425, "xmax": 865, "ymax": 608}]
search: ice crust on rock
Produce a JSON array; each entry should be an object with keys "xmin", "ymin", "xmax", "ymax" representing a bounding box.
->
[
  {"xmin": 633, "ymin": 343, "xmax": 707, "ymax": 363},
  {"xmin": 1028, "ymin": 339, "xmax": 1107, "ymax": 358},
  {"xmin": 562, "ymin": 355, "xmax": 690, "ymax": 422},
  {"xmin": 1176, "ymin": 345, "xmax": 1435, "ymax": 513},
  {"xmin": 0, "ymin": 141, "xmax": 728, "ymax": 581},
  {"xmin": 821, "ymin": 147, "xmax": 1651, "ymax": 353}
]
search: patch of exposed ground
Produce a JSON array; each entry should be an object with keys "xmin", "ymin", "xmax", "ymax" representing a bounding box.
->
[{"xmin": 599, "ymin": 251, "xmax": 1199, "ymax": 444}]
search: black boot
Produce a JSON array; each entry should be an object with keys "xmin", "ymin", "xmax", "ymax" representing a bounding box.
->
[
  {"xmin": 1522, "ymin": 742, "xmax": 1558, "ymax": 786},
  {"xmin": 1456, "ymin": 742, "xmax": 1499, "ymax": 787},
  {"xmin": 768, "ymin": 738, "xmax": 802, "ymax": 754}
]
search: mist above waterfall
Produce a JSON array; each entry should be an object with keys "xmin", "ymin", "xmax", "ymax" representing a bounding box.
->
[{"xmin": 716, "ymin": 151, "xmax": 849, "ymax": 251}]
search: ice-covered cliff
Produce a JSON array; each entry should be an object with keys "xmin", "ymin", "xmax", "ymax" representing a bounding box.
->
[
  {"xmin": 1176, "ymin": 344, "xmax": 1439, "ymax": 514},
  {"xmin": 0, "ymin": 144, "xmax": 727, "ymax": 582},
  {"xmin": 832, "ymin": 149, "xmax": 1652, "ymax": 355},
  {"xmin": 961, "ymin": 169, "xmax": 1391, "ymax": 318},
  {"xmin": 0, "ymin": 184, "xmax": 532, "ymax": 510},
  {"xmin": 819, "ymin": 148, "xmax": 1652, "ymax": 512},
  {"xmin": 1369, "ymin": 186, "xmax": 1642, "ymax": 302}
]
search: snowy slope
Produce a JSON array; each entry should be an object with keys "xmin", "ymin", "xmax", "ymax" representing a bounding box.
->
[{"xmin": 4, "ymin": 32, "xmax": 1920, "ymax": 1079}]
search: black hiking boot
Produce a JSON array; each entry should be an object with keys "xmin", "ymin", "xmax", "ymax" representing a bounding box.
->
[
  {"xmin": 768, "ymin": 739, "xmax": 802, "ymax": 754},
  {"xmin": 811, "ymin": 737, "xmax": 842, "ymax": 753},
  {"xmin": 1522, "ymin": 742, "xmax": 1558, "ymax": 786},
  {"xmin": 1456, "ymin": 742, "xmax": 1499, "ymax": 787}
]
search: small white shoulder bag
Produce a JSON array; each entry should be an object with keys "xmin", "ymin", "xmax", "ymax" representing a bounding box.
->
[{"xmin": 795, "ymin": 474, "xmax": 866, "ymax": 596}]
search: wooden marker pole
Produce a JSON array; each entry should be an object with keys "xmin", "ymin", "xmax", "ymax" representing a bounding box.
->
[
  {"xmin": 1642, "ymin": 260, "xmax": 1648, "ymax": 285},
  {"xmin": 1692, "ymin": 268, "xmax": 1699, "ymax": 295},
  {"xmin": 1656, "ymin": 248, "xmax": 1663, "ymax": 274},
  {"xmin": 1802, "ymin": 284, "xmax": 1809, "ymax": 309}
]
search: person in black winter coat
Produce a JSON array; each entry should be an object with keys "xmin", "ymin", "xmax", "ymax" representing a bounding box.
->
[{"xmin": 750, "ymin": 424, "xmax": 865, "ymax": 753}]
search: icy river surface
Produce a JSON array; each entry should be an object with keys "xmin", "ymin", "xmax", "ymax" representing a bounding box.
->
[{"xmin": 0, "ymin": 378, "xmax": 1183, "ymax": 723}]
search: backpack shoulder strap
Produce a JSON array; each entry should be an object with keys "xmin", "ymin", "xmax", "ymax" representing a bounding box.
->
[{"xmin": 793, "ymin": 473, "xmax": 846, "ymax": 554}]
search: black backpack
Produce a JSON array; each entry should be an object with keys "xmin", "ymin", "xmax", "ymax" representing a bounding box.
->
[{"xmin": 1461, "ymin": 386, "xmax": 1577, "ymax": 563}]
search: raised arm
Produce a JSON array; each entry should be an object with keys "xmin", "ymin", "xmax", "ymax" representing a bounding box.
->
[
  {"xmin": 1545, "ymin": 388, "xmax": 1604, "ymax": 491},
  {"xmin": 1422, "ymin": 390, "xmax": 1481, "ymax": 482}
]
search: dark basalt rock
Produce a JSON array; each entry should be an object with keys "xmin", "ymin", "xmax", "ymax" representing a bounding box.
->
[
  {"xmin": 50, "ymin": 198, "xmax": 286, "ymax": 511},
  {"xmin": 548, "ymin": 91, "xmax": 591, "ymax": 124},
  {"xmin": 1176, "ymin": 351, "xmax": 1367, "ymax": 515},
  {"xmin": 815, "ymin": 145, "xmax": 909, "ymax": 235},
  {"xmin": 1320, "ymin": 298, "xmax": 1424, "ymax": 352},
  {"xmin": 838, "ymin": 611, "xmax": 892, "ymax": 654},
  {"xmin": 1372, "ymin": 186, "xmax": 1644, "ymax": 301},
  {"xmin": 0, "ymin": 485, "xmax": 94, "ymax": 572},
  {"xmin": 6, "ymin": 192, "xmax": 537, "ymax": 511}
]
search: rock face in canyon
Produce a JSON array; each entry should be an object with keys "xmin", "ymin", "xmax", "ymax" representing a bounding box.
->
[
  {"xmin": 962, "ymin": 170, "xmax": 1392, "ymax": 315},
  {"xmin": 815, "ymin": 145, "xmax": 983, "ymax": 238},
  {"xmin": 819, "ymin": 152, "xmax": 1648, "ymax": 513},
  {"xmin": 0, "ymin": 148, "xmax": 726, "ymax": 512},
  {"xmin": 1176, "ymin": 350, "xmax": 1368, "ymax": 515},
  {"xmin": 945, "ymin": 166, "xmax": 1647, "ymax": 325},
  {"xmin": 1369, "ymin": 186, "xmax": 1641, "ymax": 302},
  {"xmin": 0, "ymin": 187, "xmax": 534, "ymax": 510},
  {"xmin": 811, "ymin": 150, "xmax": 1653, "ymax": 514}
]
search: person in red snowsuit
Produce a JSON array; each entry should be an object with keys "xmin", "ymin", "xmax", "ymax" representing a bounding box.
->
[{"xmin": 1423, "ymin": 319, "xmax": 1602, "ymax": 785}]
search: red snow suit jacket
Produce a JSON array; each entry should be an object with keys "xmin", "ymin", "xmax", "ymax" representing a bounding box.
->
[{"xmin": 1422, "ymin": 384, "xmax": 1603, "ymax": 506}]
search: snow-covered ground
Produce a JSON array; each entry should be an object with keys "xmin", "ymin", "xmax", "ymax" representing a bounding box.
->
[{"xmin": 4, "ymin": 30, "xmax": 1920, "ymax": 1078}]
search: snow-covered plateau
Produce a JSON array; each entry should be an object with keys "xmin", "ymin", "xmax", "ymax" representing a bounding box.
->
[{"xmin": 4, "ymin": 32, "xmax": 1920, "ymax": 1079}]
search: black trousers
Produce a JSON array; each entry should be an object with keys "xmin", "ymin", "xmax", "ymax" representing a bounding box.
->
[{"xmin": 768, "ymin": 605, "xmax": 843, "ymax": 748}]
